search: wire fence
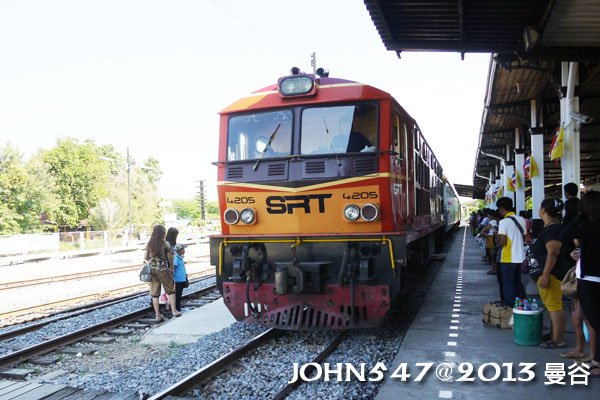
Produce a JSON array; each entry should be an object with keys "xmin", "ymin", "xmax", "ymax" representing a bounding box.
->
[
  {"xmin": 1, "ymin": 223, "xmax": 219, "ymax": 258},
  {"xmin": 58, "ymin": 230, "xmax": 137, "ymax": 252}
]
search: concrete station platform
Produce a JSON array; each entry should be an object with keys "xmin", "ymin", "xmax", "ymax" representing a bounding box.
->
[
  {"xmin": 141, "ymin": 299, "xmax": 236, "ymax": 345},
  {"xmin": 376, "ymin": 227, "xmax": 598, "ymax": 400}
]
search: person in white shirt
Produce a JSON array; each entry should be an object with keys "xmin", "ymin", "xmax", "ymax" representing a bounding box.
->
[{"xmin": 496, "ymin": 197, "xmax": 527, "ymax": 307}]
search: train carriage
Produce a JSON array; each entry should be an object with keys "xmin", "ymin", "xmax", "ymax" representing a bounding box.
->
[{"xmin": 209, "ymin": 69, "xmax": 459, "ymax": 330}]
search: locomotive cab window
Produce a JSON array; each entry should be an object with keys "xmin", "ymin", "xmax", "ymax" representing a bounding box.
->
[
  {"xmin": 227, "ymin": 110, "xmax": 293, "ymax": 161},
  {"xmin": 300, "ymin": 104, "xmax": 377, "ymax": 155}
]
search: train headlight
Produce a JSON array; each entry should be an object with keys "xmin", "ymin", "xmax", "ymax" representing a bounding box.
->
[
  {"xmin": 223, "ymin": 209, "xmax": 240, "ymax": 225},
  {"xmin": 240, "ymin": 208, "xmax": 256, "ymax": 224},
  {"xmin": 361, "ymin": 203, "xmax": 379, "ymax": 222},
  {"xmin": 279, "ymin": 76, "xmax": 314, "ymax": 96},
  {"xmin": 344, "ymin": 204, "xmax": 360, "ymax": 221}
]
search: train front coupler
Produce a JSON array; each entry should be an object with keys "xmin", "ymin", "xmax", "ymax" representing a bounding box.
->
[
  {"xmin": 230, "ymin": 243, "xmax": 268, "ymax": 283},
  {"xmin": 230, "ymin": 243, "xmax": 268, "ymax": 319}
]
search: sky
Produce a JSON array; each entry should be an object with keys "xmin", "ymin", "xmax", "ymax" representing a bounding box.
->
[{"xmin": 0, "ymin": 0, "xmax": 490, "ymax": 201}]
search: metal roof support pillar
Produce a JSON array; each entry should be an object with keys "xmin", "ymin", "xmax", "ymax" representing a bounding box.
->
[
  {"xmin": 489, "ymin": 171, "xmax": 494, "ymax": 208},
  {"xmin": 493, "ymin": 177, "xmax": 500, "ymax": 207},
  {"xmin": 561, "ymin": 62, "xmax": 581, "ymax": 199},
  {"xmin": 504, "ymin": 145, "xmax": 513, "ymax": 205},
  {"xmin": 492, "ymin": 163, "xmax": 504, "ymax": 208},
  {"xmin": 530, "ymin": 99, "xmax": 545, "ymax": 227},
  {"xmin": 476, "ymin": 173, "xmax": 492, "ymax": 207},
  {"xmin": 504, "ymin": 163, "xmax": 515, "ymax": 205},
  {"xmin": 514, "ymin": 126, "xmax": 526, "ymax": 214},
  {"xmin": 480, "ymin": 152, "xmax": 505, "ymax": 207}
]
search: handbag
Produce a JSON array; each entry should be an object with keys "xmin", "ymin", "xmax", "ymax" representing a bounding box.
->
[
  {"xmin": 139, "ymin": 261, "xmax": 152, "ymax": 282},
  {"xmin": 523, "ymin": 239, "xmax": 544, "ymax": 282},
  {"xmin": 527, "ymin": 253, "xmax": 543, "ymax": 283},
  {"xmin": 561, "ymin": 265, "xmax": 577, "ymax": 299},
  {"xmin": 521, "ymin": 245, "xmax": 530, "ymax": 274}
]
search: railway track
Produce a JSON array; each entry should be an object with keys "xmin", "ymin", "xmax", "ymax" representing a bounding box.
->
[
  {"xmin": 145, "ymin": 329, "xmax": 349, "ymax": 400},
  {"xmin": 0, "ymin": 283, "xmax": 219, "ymax": 370},
  {"xmin": 146, "ymin": 328, "xmax": 283, "ymax": 400},
  {"xmin": 0, "ymin": 274, "xmax": 216, "ymax": 341},
  {"xmin": 272, "ymin": 330, "xmax": 348, "ymax": 400},
  {"xmin": 0, "ymin": 268, "xmax": 214, "ymax": 326},
  {"xmin": 0, "ymin": 255, "xmax": 210, "ymax": 290}
]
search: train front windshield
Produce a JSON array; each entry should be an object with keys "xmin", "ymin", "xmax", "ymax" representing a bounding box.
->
[
  {"xmin": 301, "ymin": 104, "xmax": 378, "ymax": 155},
  {"xmin": 227, "ymin": 110, "xmax": 293, "ymax": 161},
  {"xmin": 225, "ymin": 103, "xmax": 378, "ymax": 161}
]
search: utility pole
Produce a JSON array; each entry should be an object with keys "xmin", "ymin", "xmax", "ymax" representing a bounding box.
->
[
  {"xmin": 126, "ymin": 147, "xmax": 132, "ymax": 237},
  {"xmin": 197, "ymin": 180, "xmax": 206, "ymax": 221}
]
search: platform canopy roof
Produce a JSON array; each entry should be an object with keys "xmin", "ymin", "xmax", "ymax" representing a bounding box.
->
[
  {"xmin": 364, "ymin": 0, "xmax": 600, "ymax": 61},
  {"xmin": 365, "ymin": 0, "xmax": 600, "ymax": 200},
  {"xmin": 453, "ymin": 184, "xmax": 476, "ymax": 198},
  {"xmin": 473, "ymin": 60, "xmax": 600, "ymax": 199}
]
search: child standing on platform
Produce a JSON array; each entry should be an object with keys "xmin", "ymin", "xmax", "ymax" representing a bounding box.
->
[{"xmin": 173, "ymin": 244, "xmax": 188, "ymax": 313}]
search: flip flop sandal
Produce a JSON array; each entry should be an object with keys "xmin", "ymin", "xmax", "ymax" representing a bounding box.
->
[
  {"xmin": 560, "ymin": 351, "xmax": 586, "ymax": 359},
  {"xmin": 539, "ymin": 340, "xmax": 566, "ymax": 349},
  {"xmin": 542, "ymin": 333, "xmax": 552, "ymax": 342},
  {"xmin": 577, "ymin": 355, "xmax": 593, "ymax": 363},
  {"xmin": 589, "ymin": 365, "xmax": 600, "ymax": 378}
]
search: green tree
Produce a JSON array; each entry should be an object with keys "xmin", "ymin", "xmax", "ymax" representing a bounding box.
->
[
  {"xmin": 130, "ymin": 169, "xmax": 162, "ymax": 227},
  {"xmin": 0, "ymin": 145, "xmax": 26, "ymax": 233},
  {"xmin": 0, "ymin": 144, "xmax": 60, "ymax": 233},
  {"xmin": 95, "ymin": 155, "xmax": 162, "ymax": 230},
  {"xmin": 141, "ymin": 157, "xmax": 162, "ymax": 188},
  {"xmin": 169, "ymin": 199, "xmax": 219, "ymax": 226},
  {"xmin": 173, "ymin": 199, "xmax": 201, "ymax": 220},
  {"xmin": 1, "ymin": 140, "xmax": 164, "ymax": 234},
  {"xmin": 206, "ymin": 201, "xmax": 220, "ymax": 218},
  {"xmin": 40, "ymin": 138, "xmax": 112, "ymax": 227},
  {"xmin": 461, "ymin": 199, "xmax": 485, "ymax": 219},
  {"xmin": 25, "ymin": 154, "xmax": 61, "ymax": 230},
  {"xmin": 89, "ymin": 198, "xmax": 125, "ymax": 230}
]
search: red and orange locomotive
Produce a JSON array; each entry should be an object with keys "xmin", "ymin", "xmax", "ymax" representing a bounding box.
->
[{"xmin": 209, "ymin": 69, "xmax": 459, "ymax": 330}]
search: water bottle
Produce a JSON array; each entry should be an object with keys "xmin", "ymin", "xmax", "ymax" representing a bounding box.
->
[
  {"xmin": 523, "ymin": 299, "xmax": 530, "ymax": 311},
  {"xmin": 531, "ymin": 299, "xmax": 539, "ymax": 311},
  {"xmin": 514, "ymin": 297, "xmax": 520, "ymax": 309}
]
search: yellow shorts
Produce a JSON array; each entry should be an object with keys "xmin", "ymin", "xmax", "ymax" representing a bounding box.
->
[
  {"xmin": 537, "ymin": 274, "xmax": 563, "ymax": 311},
  {"xmin": 149, "ymin": 268, "xmax": 175, "ymax": 297}
]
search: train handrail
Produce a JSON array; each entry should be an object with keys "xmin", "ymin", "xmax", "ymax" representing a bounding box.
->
[{"xmin": 218, "ymin": 237, "xmax": 396, "ymax": 276}]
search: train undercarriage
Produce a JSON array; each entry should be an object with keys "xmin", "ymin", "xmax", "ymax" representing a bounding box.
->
[{"xmin": 210, "ymin": 230, "xmax": 450, "ymax": 331}]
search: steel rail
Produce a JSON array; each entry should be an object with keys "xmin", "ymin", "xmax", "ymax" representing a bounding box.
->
[
  {"xmin": 1, "ymin": 255, "xmax": 210, "ymax": 290},
  {"xmin": 0, "ymin": 269, "xmax": 213, "ymax": 322},
  {"xmin": 272, "ymin": 330, "xmax": 348, "ymax": 400},
  {"xmin": 0, "ymin": 284, "xmax": 218, "ymax": 370},
  {"xmin": 147, "ymin": 328, "xmax": 284, "ymax": 400},
  {"xmin": 0, "ymin": 274, "xmax": 216, "ymax": 340}
]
